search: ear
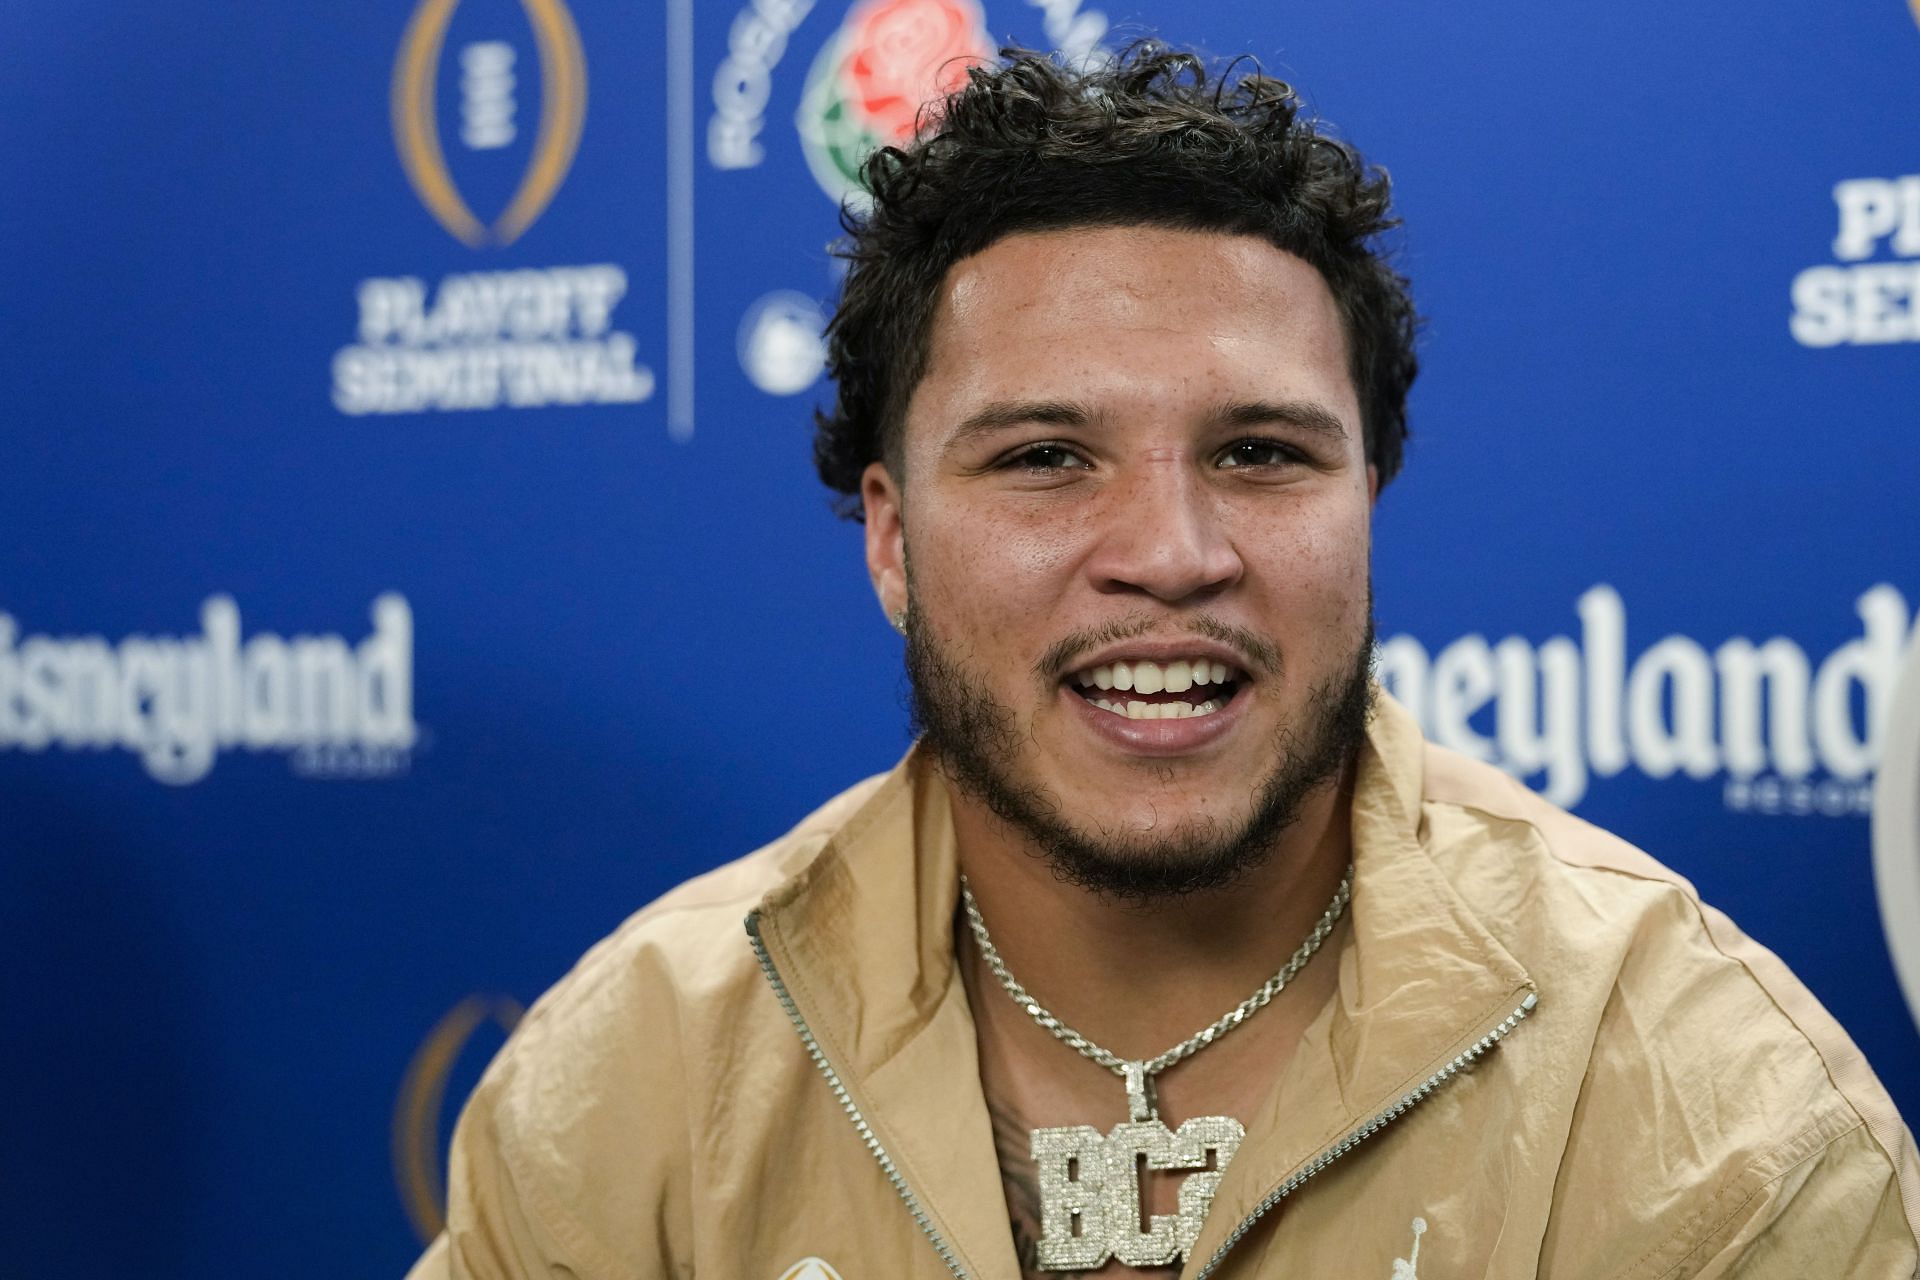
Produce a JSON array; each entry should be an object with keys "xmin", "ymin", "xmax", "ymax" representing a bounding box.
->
[
  {"xmin": 861, "ymin": 461, "xmax": 908, "ymax": 624},
  {"xmin": 1366, "ymin": 463, "xmax": 1380, "ymax": 509}
]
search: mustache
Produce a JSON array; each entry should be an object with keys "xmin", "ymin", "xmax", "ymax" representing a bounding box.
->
[{"xmin": 1033, "ymin": 612, "xmax": 1282, "ymax": 682}]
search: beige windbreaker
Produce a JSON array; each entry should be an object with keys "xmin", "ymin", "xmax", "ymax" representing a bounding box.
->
[{"xmin": 409, "ymin": 694, "xmax": 1920, "ymax": 1279}]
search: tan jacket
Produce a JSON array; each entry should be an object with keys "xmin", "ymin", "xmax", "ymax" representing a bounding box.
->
[{"xmin": 408, "ymin": 695, "xmax": 1920, "ymax": 1278}]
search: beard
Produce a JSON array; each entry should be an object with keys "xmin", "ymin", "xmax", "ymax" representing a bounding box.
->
[{"xmin": 905, "ymin": 596, "xmax": 1377, "ymax": 904}]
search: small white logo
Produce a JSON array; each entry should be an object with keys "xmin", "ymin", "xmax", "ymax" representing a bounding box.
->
[
  {"xmin": 776, "ymin": 1259, "xmax": 845, "ymax": 1280},
  {"xmin": 459, "ymin": 42, "xmax": 518, "ymax": 150},
  {"xmin": 1390, "ymin": 1216, "xmax": 1426, "ymax": 1279},
  {"xmin": 738, "ymin": 290, "xmax": 828, "ymax": 396}
]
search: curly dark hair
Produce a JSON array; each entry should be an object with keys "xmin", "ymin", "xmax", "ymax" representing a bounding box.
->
[{"xmin": 812, "ymin": 41, "xmax": 1420, "ymax": 517}]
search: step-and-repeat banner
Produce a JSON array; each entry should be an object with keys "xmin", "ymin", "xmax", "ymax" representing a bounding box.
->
[{"xmin": 4, "ymin": 1, "xmax": 1917, "ymax": 1273}]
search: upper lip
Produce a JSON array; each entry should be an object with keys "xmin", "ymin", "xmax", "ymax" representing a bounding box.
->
[{"xmin": 1060, "ymin": 638, "xmax": 1257, "ymax": 682}]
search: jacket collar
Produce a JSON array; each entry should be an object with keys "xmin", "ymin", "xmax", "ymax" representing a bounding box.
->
[
  {"xmin": 750, "ymin": 751, "xmax": 1023, "ymax": 1276},
  {"xmin": 1183, "ymin": 694, "xmax": 1536, "ymax": 1271},
  {"xmin": 750, "ymin": 694, "xmax": 1534, "ymax": 1279}
]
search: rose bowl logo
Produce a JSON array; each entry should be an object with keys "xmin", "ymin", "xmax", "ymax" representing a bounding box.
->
[{"xmin": 796, "ymin": 0, "xmax": 994, "ymax": 206}]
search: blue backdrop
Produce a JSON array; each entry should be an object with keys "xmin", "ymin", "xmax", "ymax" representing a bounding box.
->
[{"xmin": 3, "ymin": 1, "xmax": 1917, "ymax": 1274}]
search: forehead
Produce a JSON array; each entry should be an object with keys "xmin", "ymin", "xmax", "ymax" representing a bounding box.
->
[{"xmin": 909, "ymin": 224, "xmax": 1357, "ymax": 439}]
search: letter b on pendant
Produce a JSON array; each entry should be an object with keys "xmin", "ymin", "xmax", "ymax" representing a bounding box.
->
[{"xmin": 1032, "ymin": 1126, "xmax": 1108, "ymax": 1270}]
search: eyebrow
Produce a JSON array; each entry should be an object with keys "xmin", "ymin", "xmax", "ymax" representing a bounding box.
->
[
  {"xmin": 941, "ymin": 397, "xmax": 1350, "ymax": 452},
  {"xmin": 943, "ymin": 399, "xmax": 1095, "ymax": 452},
  {"xmin": 1216, "ymin": 399, "xmax": 1351, "ymax": 440}
]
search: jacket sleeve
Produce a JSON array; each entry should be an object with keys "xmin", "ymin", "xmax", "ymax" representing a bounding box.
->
[
  {"xmin": 402, "ymin": 940, "xmax": 700, "ymax": 1280},
  {"xmin": 400, "ymin": 1068, "xmax": 604, "ymax": 1280},
  {"xmin": 1655, "ymin": 1119, "xmax": 1920, "ymax": 1280}
]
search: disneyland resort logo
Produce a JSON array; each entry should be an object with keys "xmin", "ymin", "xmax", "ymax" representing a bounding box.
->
[
  {"xmin": 1380, "ymin": 586, "xmax": 1915, "ymax": 817},
  {"xmin": 331, "ymin": 0, "xmax": 655, "ymax": 416},
  {"xmin": 0, "ymin": 597, "xmax": 418, "ymax": 784}
]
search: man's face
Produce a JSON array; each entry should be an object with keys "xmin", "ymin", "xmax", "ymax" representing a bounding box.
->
[{"xmin": 862, "ymin": 225, "xmax": 1378, "ymax": 898}]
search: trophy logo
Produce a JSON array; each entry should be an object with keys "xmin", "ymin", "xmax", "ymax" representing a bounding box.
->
[
  {"xmin": 392, "ymin": 994, "xmax": 525, "ymax": 1239},
  {"xmin": 391, "ymin": 0, "xmax": 587, "ymax": 247}
]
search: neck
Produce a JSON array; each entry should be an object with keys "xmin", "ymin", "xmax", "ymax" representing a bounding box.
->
[{"xmin": 948, "ymin": 759, "xmax": 1357, "ymax": 1066}]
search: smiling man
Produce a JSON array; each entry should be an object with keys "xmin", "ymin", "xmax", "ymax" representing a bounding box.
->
[{"xmin": 409, "ymin": 45, "xmax": 1918, "ymax": 1280}]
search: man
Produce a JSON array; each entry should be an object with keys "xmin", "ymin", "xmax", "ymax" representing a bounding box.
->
[{"xmin": 409, "ymin": 45, "xmax": 1919, "ymax": 1279}]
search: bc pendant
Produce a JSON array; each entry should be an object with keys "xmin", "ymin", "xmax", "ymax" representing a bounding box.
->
[
  {"xmin": 958, "ymin": 876, "xmax": 1349, "ymax": 1271},
  {"xmin": 1030, "ymin": 1115, "xmax": 1245, "ymax": 1270}
]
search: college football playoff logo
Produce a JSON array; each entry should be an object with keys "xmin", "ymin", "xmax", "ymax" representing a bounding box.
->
[
  {"xmin": 392, "ymin": 994, "xmax": 525, "ymax": 1239},
  {"xmin": 391, "ymin": 0, "xmax": 588, "ymax": 247}
]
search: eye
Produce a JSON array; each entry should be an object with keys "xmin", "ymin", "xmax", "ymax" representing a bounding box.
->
[
  {"xmin": 1218, "ymin": 438, "xmax": 1306, "ymax": 469},
  {"xmin": 1002, "ymin": 442, "xmax": 1089, "ymax": 473}
]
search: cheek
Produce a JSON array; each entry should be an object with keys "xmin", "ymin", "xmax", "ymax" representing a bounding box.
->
[
  {"xmin": 1002, "ymin": 516, "xmax": 1094, "ymax": 590},
  {"xmin": 1246, "ymin": 498, "xmax": 1370, "ymax": 585},
  {"xmin": 1236, "ymin": 501, "xmax": 1373, "ymax": 643},
  {"xmin": 911, "ymin": 498, "xmax": 1090, "ymax": 617}
]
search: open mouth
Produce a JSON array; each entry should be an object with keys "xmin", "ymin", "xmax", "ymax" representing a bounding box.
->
[{"xmin": 1065, "ymin": 657, "xmax": 1247, "ymax": 721}]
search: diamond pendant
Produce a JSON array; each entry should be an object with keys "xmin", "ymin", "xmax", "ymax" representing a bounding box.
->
[{"xmin": 1029, "ymin": 1062, "xmax": 1244, "ymax": 1270}]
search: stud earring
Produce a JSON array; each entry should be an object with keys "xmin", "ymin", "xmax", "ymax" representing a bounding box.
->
[{"xmin": 888, "ymin": 608, "xmax": 907, "ymax": 635}]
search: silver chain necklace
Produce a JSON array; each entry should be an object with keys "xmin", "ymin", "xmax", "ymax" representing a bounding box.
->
[{"xmin": 959, "ymin": 866, "xmax": 1353, "ymax": 1270}]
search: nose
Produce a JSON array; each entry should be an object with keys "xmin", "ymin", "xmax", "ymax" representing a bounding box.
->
[{"xmin": 1084, "ymin": 459, "xmax": 1243, "ymax": 603}]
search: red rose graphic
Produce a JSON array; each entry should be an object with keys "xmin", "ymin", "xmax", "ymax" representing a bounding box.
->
[{"xmin": 843, "ymin": 0, "xmax": 989, "ymax": 144}]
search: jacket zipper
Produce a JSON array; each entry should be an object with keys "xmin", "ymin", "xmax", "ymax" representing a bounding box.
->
[
  {"xmin": 1192, "ymin": 989, "xmax": 1539, "ymax": 1279},
  {"xmin": 746, "ymin": 911, "xmax": 973, "ymax": 1279},
  {"xmin": 752, "ymin": 900, "xmax": 1534, "ymax": 1280}
]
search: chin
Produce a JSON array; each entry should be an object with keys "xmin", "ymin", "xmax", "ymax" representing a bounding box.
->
[
  {"xmin": 1031, "ymin": 812, "xmax": 1279, "ymax": 901},
  {"xmin": 908, "ymin": 598, "xmax": 1377, "ymax": 902}
]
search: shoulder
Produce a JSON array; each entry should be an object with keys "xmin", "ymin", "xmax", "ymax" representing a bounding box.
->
[
  {"xmin": 1415, "ymin": 739, "xmax": 1868, "ymax": 1088},
  {"xmin": 1417, "ymin": 742, "xmax": 1920, "ymax": 1277},
  {"xmin": 438, "ymin": 768, "xmax": 894, "ymax": 1277}
]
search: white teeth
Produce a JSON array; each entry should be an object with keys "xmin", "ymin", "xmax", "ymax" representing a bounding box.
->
[
  {"xmin": 1084, "ymin": 696, "xmax": 1227, "ymax": 720},
  {"xmin": 1070, "ymin": 658, "xmax": 1242, "ymax": 694}
]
